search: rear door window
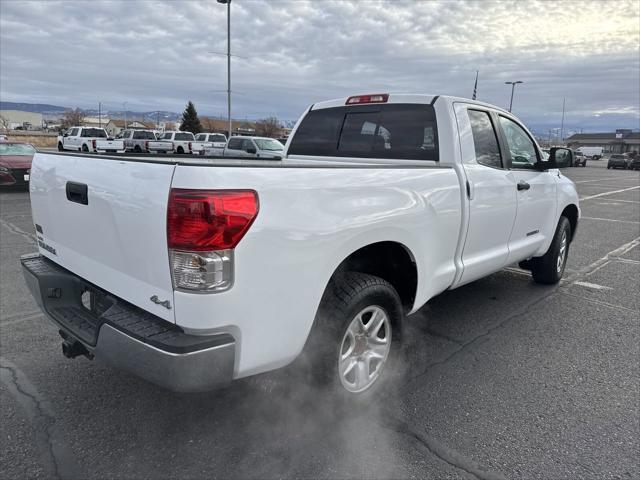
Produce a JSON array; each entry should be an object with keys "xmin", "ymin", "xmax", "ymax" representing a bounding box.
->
[
  {"xmin": 468, "ymin": 110, "xmax": 503, "ymax": 168},
  {"xmin": 289, "ymin": 103, "xmax": 438, "ymax": 161}
]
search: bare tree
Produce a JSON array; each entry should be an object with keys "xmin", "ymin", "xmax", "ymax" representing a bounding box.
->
[
  {"xmin": 255, "ymin": 116, "xmax": 281, "ymax": 138},
  {"xmin": 200, "ymin": 116, "xmax": 218, "ymax": 132},
  {"xmin": 0, "ymin": 115, "xmax": 8, "ymax": 131},
  {"xmin": 61, "ymin": 108, "xmax": 85, "ymax": 129}
]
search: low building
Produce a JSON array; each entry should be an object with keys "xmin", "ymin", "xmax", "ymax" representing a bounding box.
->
[
  {"xmin": 200, "ymin": 117, "xmax": 258, "ymax": 137},
  {"xmin": 566, "ymin": 129, "xmax": 640, "ymax": 154},
  {"xmin": 105, "ymin": 119, "xmax": 155, "ymax": 137},
  {"xmin": 0, "ymin": 110, "xmax": 43, "ymax": 130}
]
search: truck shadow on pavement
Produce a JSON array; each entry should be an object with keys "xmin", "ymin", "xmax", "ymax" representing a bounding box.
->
[{"xmin": 50, "ymin": 269, "xmax": 550, "ymax": 479}]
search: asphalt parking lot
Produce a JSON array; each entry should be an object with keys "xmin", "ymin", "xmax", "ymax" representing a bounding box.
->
[{"xmin": 1, "ymin": 161, "xmax": 638, "ymax": 480}]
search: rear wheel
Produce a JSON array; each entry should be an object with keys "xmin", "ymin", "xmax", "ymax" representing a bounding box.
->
[
  {"xmin": 134, "ymin": 145, "xmax": 142, "ymax": 153},
  {"xmin": 530, "ymin": 216, "xmax": 571, "ymax": 284},
  {"xmin": 305, "ymin": 272, "xmax": 403, "ymax": 399},
  {"xmin": 81, "ymin": 144, "xmax": 89, "ymax": 152},
  {"xmin": 177, "ymin": 146, "xmax": 185, "ymax": 154},
  {"xmin": 57, "ymin": 142, "xmax": 63, "ymax": 151}
]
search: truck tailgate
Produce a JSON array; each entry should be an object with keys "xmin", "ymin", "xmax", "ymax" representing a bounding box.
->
[{"xmin": 29, "ymin": 153, "xmax": 176, "ymax": 322}]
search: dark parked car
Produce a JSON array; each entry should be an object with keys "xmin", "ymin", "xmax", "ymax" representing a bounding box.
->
[
  {"xmin": 0, "ymin": 141, "xmax": 35, "ymax": 187},
  {"xmin": 573, "ymin": 151, "xmax": 587, "ymax": 167},
  {"xmin": 629, "ymin": 156, "xmax": 640, "ymax": 170},
  {"xmin": 607, "ymin": 154, "xmax": 631, "ymax": 169}
]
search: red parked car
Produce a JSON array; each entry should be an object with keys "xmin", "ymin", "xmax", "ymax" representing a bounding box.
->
[{"xmin": 0, "ymin": 141, "xmax": 36, "ymax": 187}]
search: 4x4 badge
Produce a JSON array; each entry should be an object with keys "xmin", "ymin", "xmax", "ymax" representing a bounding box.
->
[{"xmin": 150, "ymin": 295, "xmax": 172, "ymax": 310}]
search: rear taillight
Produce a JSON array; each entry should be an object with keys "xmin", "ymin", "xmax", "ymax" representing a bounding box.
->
[
  {"xmin": 167, "ymin": 189, "xmax": 259, "ymax": 292},
  {"xmin": 346, "ymin": 93, "xmax": 389, "ymax": 105},
  {"xmin": 92, "ymin": 139, "xmax": 97, "ymax": 151}
]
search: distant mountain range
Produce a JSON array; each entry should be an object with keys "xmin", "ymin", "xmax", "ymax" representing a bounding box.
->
[
  {"xmin": 0, "ymin": 101, "xmax": 182, "ymax": 122},
  {"xmin": 0, "ymin": 101, "xmax": 67, "ymax": 113}
]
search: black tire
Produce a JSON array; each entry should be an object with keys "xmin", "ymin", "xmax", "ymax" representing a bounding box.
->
[
  {"xmin": 530, "ymin": 216, "xmax": 571, "ymax": 284},
  {"xmin": 304, "ymin": 272, "xmax": 404, "ymax": 399},
  {"xmin": 81, "ymin": 144, "xmax": 89, "ymax": 152},
  {"xmin": 57, "ymin": 142, "xmax": 64, "ymax": 151},
  {"xmin": 134, "ymin": 145, "xmax": 142, "ymax": 153},
  {"xmin": 177, "ymin": 146, "xmax": 184, "ymax": 154}
]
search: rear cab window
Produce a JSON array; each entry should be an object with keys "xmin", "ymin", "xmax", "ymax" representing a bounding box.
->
[
  {"xmin": 289, "ymin": 103, "xmax": 439, "ymax": 161},
  {"xmin": 80, "ymin": 128, "xmax": 107, "ymax": 138},
  {"xmin": 175, "ymin": 133, "xmax": 194, "ymax": 141},
  {"xmin": 133, "ymin": 131, "xmax": 155, "ymax": 140}
]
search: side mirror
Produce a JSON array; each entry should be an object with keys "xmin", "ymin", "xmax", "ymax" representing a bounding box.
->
[
  {"xmin": 546, "ymin": 147, "xmax": 573, "ymax": 169},
  {"xmin": 246, "ymin": 147, "xmax": 257, "ymax": 154}
]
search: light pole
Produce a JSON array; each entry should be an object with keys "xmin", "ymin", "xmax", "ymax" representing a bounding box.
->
[
  {"xmin": 123, "ymin": 102, "xmax": 128, "ymax": 129},
  {"xmin": 560, "ymin": 97, "xmax": 566, "ymax": 145},
  {"xmin": 505, "ymin": 80, "xmax": 523, "ymax": 112},
  {"xmin": 98, "ymin": 102, "xmax": 102, "ymax": 129},
  {"xmin": 217, "ymin": 0, "xmax": 232, "ymax": 138}
]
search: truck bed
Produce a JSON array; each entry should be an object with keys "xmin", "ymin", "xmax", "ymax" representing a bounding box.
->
[{"xmin": 37, "ymin": 150, "xmax": 443, "ymax": 169}]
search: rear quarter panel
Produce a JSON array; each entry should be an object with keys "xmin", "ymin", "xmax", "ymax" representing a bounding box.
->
[{"xmin": 170, "ymin": 164, "xmax": 462, "ymax": 378}]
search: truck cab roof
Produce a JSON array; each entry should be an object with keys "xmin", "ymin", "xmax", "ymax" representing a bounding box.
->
[{"xmin": 311, "ymin": 94, "xmax": 510, "ymax": 115}]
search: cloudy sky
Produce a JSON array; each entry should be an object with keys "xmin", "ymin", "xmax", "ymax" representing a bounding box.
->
[{"xmin": 1, "ymin": 0, "xmax": 639, "ymax": 134}]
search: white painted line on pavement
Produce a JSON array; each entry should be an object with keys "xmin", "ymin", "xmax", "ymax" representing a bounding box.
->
[
  {"xmin": 573, "ymin": 281, "xmax": 613, "ymax": 291},
  {"xmin": 581, "ymin": 216, "xmax": 640, "ymax": 224},
  {"xmin": 596, "ymin": 199, "xmax": 640, "ymax": 205},
  {"xmin": 579, "ymin": 185, "xmax": 640, "ymax": 201}
]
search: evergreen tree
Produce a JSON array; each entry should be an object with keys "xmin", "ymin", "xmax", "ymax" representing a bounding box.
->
[{"xmin": 179, "ymin": 101, "xmax": 202, "ymax": 134}]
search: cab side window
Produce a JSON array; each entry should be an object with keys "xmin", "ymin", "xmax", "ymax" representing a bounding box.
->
[
  {"xmin": 468, "ymin": 110, "xmax": 502, "ymax": 168},
  {"xmin": 498, "ymin": 116, "xmax": 538, "ymax": 169},
  {"xmin": 227, "ymin": 138, "xmax": 243, "ymax": 150}
]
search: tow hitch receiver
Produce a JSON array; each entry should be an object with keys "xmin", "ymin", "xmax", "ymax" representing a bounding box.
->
[{"xmin": 59, "ymin": 330, "xmax": 93, "ymax": 360}]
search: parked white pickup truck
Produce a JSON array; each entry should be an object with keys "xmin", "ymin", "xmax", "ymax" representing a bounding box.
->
[
  {"xmin": 192, "ymin": 133, "xmax": 227, "ymax": 155},
  {"xmin": 158, "ymin": 131, "xmax": 195, "ymax": 154},
  {"xmin": 119, "ymin": 129, "xmax": 174, "ymax": 154},
  {"xmin": 23, "ymin": 94, "xmax": 579, "ymax": 397},
  {"xmin": 57, "ymin": 127, "xmax": 125, "ymax": 153}
]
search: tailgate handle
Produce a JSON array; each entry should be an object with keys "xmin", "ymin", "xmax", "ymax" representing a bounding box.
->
[{"xmin": 66, "ymin": 182, "xmax": 88, "ymax": 205}]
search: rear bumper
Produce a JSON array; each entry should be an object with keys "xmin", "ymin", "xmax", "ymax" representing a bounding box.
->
[
  {"xmin": 0, "ymin": 168, "xmax": 29, "ymax": 186},
  {"xmin": 21, "ymin": 254, "xmax": 235, "ymax": 392}
]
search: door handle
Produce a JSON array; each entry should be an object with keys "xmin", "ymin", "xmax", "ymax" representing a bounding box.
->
[
  {"xmin": 517, "ymin": 181, "xmax": 530, "ymax": 191},
  {"xmin": 66, "ymin": 182, "xmax": 88, "ymax": 205}
]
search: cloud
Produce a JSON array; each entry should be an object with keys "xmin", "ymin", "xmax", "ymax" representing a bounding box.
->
[{"xmin": 1, "ymin": 0, "xmax": 638, "ymax": 132}]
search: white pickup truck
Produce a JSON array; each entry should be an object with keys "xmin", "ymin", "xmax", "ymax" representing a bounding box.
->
[
  {"xmin": 57, "ymin": 127, "xmax": 125, "ymax": 153},
  {"xmin": 158, "ymin": 131, "xmax": 195, "ymax": 154},
  {"xmin": 192, "ymin": 133, "xmax": 227, "ymax": 155},
  {"xmin": 119, "ymin": 129, "xmax": 174, "ymax": 154},
  {"xmin": 22, "ymin": 94, "xmax": 579, "ymax": 397}
]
